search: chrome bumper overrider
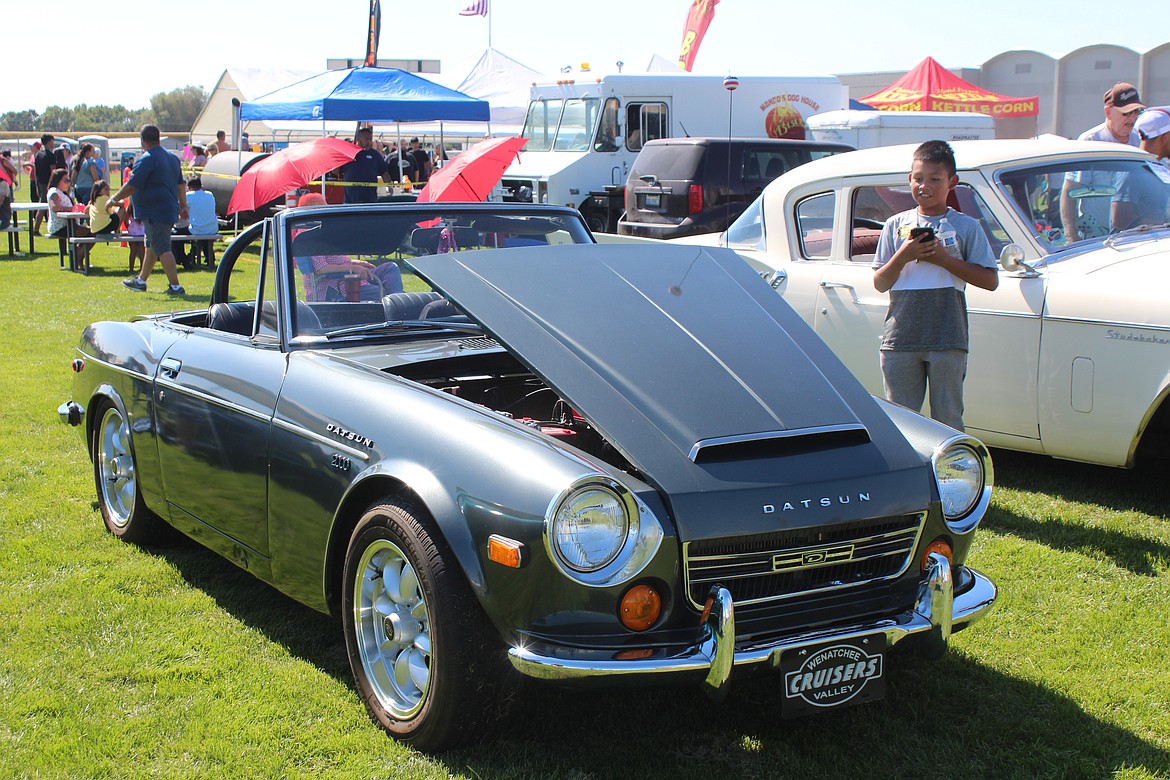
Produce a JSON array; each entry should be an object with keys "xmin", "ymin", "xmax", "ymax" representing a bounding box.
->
[
  {"xmin": 508, "ymin": 554, "xmax": 995, "ymax": 694},
  {"xmin": 58, "ymin": 401, "xmax": 84, "ymax": 426}
]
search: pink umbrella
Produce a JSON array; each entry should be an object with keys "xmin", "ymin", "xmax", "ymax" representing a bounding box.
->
[
  {"xmin": 227, "ymin": 136, "xmax": 362, "ymax": 214},
  {"xmin": 417, "ymin": 136, "xmax": 528, "ymax": 203}
]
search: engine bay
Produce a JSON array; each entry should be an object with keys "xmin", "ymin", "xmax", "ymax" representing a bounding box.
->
[{"xmin": 389, "ymin": 350, "xmax": 636, "ymax": 474}]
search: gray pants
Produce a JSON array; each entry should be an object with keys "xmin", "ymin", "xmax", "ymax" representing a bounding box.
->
[{"xmin": 880, "ymin": 349, "xmax": 967, "ymax": 431}]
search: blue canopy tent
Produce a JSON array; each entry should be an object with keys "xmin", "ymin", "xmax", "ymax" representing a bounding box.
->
[{"xmin": 240, "ymin": 66, "xmax": 491, "ymax": 123}]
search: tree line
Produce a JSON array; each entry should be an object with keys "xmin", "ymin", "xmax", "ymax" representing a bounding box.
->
[{"xmin": 0, "ymin": 86, "xmax": 209, "ymax": 134}]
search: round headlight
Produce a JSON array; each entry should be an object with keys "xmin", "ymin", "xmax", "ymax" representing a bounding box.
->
[
  {"xmin": 934, "ymin": 444, "xmax": 984, "ymax": 521},
  {"xmin": 551, "ymin": 485, "xmax": 629, "ymax": 572}
]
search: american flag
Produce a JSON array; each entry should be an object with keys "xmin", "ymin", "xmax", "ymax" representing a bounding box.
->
[{"xmin": 459, "ymin": 0, "xmax": 488, "ymax": 16}]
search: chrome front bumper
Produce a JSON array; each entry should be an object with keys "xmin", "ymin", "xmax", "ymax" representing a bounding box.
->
[{"xmin": 508, "ymin": 554, "xmax": 995, "ymax": 694}]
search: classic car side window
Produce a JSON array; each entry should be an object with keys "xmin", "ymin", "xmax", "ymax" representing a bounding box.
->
[
  {"xmin": 848, "ymin": 183, "xmax": 1009, "ymax": 261},
  {"xmin": 795, "ymin": 191, "xmax": 835, "ymax": 259},
  {"xmin": 850, "ymin": 186, "xmax": 911, "ymax": 263}
]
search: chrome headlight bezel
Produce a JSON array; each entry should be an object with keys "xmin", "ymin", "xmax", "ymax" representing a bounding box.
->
[
  {"xmin": 544, "ymin": 476, "xmax": 663, "ymax": 587},
  {"xmin": 931, "ymin": 435, "xmax": 994, "ymax": 533}
]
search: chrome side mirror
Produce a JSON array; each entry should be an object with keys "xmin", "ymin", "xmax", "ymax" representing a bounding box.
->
[{"xmin": 998, "ymin": 243, "xmax": 1039, "ymax": 277}]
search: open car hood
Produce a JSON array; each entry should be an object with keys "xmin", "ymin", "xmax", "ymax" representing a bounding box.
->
[{"xmin": 414, "ymin": 244, "xmax": 928, "ymax": 535}]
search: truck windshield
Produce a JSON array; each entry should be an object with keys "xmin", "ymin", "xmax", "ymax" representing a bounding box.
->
[{"xmin": 523, "ymin": 97, "xmax": 600, "ymax": 153}]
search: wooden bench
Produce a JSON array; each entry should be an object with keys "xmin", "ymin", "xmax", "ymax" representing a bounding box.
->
[{"xmin": 67, "ymin": 233, "xmax": 221, "ymax": 275}]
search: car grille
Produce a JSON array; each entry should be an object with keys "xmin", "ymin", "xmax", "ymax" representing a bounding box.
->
[{"xmin": 682, "ymin": 513, "xmax": 924, "ymax": 609}]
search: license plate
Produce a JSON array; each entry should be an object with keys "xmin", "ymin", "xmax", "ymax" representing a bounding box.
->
[
  {"xmin": 643, "ymin": 193, "xmax": 660, "ymax": 208},
  {"xmin": 780, "ymin": 634, "xmax": 886, "ymax": 718}
]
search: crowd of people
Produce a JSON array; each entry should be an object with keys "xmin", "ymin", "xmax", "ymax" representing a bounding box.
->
[
  {"xmin": 7, "ymin": 127, "xmax": 224, "ymax": 292},
  {"xmin": 339, "ymin": 127, "xmax": 440, "ymax": 202}
]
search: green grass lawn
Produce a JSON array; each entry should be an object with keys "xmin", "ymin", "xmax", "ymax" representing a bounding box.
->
[{"xmin": 0, "ymin": 216, "xmax": 1168, "ymax": 778}]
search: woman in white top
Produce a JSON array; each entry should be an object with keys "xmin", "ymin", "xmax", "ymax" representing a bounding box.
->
[
  {"xmin": 46, "ymin": 168, "xmax": 75, "ymax": 237},
  {"xmin": 47, "ymin": 168, "xmax": 93, "ymax": 267}
]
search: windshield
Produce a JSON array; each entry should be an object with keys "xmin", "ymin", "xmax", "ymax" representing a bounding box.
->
[
  {"xmin": 523, "ymin": 97, "xmax": 601, "ymax": 153},
  {"xmin": 998, "ymin": 158, "xmax": 1170, "ymax": 252},
  {"xmin": 279, "ymin": 205, "xmax": 594, "ymax": 341}
]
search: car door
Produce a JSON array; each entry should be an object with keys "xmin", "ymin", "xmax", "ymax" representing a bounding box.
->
[
  {"xmin": 153, "ymin": 234, "xmax": 285, "ymax": 560},
  {"xmin": 805, "ymin": 177, "xmax": 897, "ymax": 393},
  {"xmin": 807, "ymin": 177, "xmax": 1045, "ymax": 442}
]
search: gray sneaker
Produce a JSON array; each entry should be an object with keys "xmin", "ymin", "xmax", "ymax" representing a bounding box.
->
[
  {"xmin": 165, "ymin": 284, "xmax": 186, "ymax": 296},
  {"xmin": 122, "ymin": 277, "xmax": 147, "ymax": 292}
]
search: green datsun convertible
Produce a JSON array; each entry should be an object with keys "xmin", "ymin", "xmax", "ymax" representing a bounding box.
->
[{"xmin": 60, "ymin": 202, "xmax": 995, "ymax": 750}]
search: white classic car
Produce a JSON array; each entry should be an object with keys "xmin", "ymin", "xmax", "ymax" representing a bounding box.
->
[{"xmin": 692, "ymin": 139, "xmax": 1170, "ymax": 468}]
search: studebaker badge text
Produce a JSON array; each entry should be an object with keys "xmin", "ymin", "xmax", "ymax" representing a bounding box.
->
[
  {"xmin": 763, "ymin": 493, "xmax": 870, "ymax": 513},
  {"xmin": 1106, "ymin": 328, "xmax": 1170, "ymax": 346},
  {"xmin": 326, "ymin": 424, "xmax": 375, "ymax": 449}
]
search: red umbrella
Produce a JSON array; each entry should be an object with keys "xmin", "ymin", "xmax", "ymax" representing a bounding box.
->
[
  {"xmin": 227, "ymin": 136, "xmax": 362, "ymax": 214},
  {"xmin": 417, "ymin": 136, "xmax": 528, "ymax": 203}
]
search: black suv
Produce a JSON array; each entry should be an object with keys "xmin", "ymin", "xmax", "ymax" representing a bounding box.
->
[{"xmin": 617, "ymin": 137, "xmax": 852, "ymax": 239}]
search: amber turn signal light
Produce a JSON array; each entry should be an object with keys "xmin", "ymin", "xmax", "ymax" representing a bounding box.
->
[
  {"xmin": 619, "ymin": 584, "xmax": 662, "ymax": 631},
  {"xmin": 487, "ymin": 535, "xmax": 527, "ymax": 569},
  {"xmin": 921, "ymin": 538, "xmax": 954, "ymax": 571}
]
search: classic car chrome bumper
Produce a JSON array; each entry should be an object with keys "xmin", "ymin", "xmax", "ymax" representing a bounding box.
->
[{"xmin": 508, "ymin": 554, "xmax": 995, "ymax": 693}]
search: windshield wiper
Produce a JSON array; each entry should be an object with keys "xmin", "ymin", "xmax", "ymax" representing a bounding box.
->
[
  {"xmin": 1105, "ymin": 222, "xmax": 1170, "ymax": 247},
  {"xmin": 323, "ymin": 319, "xmax": 485, "ymax": 340}
]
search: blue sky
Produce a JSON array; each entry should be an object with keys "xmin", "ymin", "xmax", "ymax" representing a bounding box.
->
[{"xmin": 8, "ymin": 0, "xmax": 1169, "ymax": 112}]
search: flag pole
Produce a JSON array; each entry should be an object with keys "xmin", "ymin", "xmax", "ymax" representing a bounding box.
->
[{"xmin": 724, "ymin": 76, "xmax": 738, "ymax": 228}]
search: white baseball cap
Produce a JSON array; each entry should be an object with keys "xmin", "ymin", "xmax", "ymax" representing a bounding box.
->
[{"xmin": 1135, "ymin": 108, "xmax": 1170, "ymax": 141}]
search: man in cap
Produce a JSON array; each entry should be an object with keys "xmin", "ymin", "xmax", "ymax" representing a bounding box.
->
[
  {"xmin": 1135, "ymin": 108, "xmax": 1170, "ymax": 164},
  {"xmin": 1080, "ymin": 82, "xmax": 1146, "ymax": 145},
  {"xmin": 1110, "ymin": 108, "xmax": 1170, "ymax": 231},
  {"xmin": 1062, "ymin": 82, "xmax": 1147, "ymax": 241}
]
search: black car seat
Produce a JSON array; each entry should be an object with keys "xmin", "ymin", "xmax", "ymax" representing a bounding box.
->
[{"xmin": 382, "ymin": 291, "xmax": 443, "ymax": 320}]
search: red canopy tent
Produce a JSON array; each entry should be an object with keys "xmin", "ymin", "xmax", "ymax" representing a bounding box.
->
[{"xmin": 860, "ymin": 57, "xmax": 1038, "ymax": 137}]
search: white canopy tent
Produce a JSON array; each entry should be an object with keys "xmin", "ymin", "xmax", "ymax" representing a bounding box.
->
[{"xmin": 190, "ymin": 68, "xmax": 358, "ymax": 147}]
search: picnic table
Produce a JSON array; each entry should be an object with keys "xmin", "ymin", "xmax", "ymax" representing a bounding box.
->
[{"xmin": 5, "ymin": 202, "xmax": 48, "ymax": 256}]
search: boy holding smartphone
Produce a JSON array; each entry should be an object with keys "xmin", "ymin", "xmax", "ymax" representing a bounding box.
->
[{"xmin": 871, "ymin": 140, "xmax": 999, "ymax": 431}]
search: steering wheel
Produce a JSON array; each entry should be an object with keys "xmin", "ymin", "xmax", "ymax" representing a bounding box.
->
[{"xmin": 852, "ymin": 217, "xmax": 885, "ymax": 230}]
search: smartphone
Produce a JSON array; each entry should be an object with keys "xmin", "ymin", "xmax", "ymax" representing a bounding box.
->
[{"xmin": 910, "ymin": 226, "xmax": 935, "ymax": 241}]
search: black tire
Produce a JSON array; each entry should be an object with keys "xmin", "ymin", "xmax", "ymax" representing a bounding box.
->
[
  {"xmin": 341, "ymin": 497, "xmax": 505, "ymax": 751},
  {"xmin": 92, "ymin": 401, "xmax": 161, "ymax": 545}
]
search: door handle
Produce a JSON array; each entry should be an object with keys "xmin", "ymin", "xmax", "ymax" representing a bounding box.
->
[
  {"xmin": 819, "ymin": 280, "xmax": 860, "ymax": 304},
  {"xmin": 160, "ymin": 358, "xmax": 182, "ymax": 379}
]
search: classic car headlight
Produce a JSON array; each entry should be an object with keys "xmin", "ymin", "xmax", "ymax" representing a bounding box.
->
[
  {"xmin": 544, "ymin": 477, "xmax": 664, "ymax": 586},
  {"xmin": 932, "ymin": 436, "xmax": 993, "ymax": 533},
  {"xmin": 551, "ymin": 484, "xmax": 629, "ymax": 571}
]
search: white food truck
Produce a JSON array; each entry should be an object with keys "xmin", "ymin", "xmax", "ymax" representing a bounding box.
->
[{"xmin": 500, "ymin": 73, "xmax": 848, "ymax": 231}]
